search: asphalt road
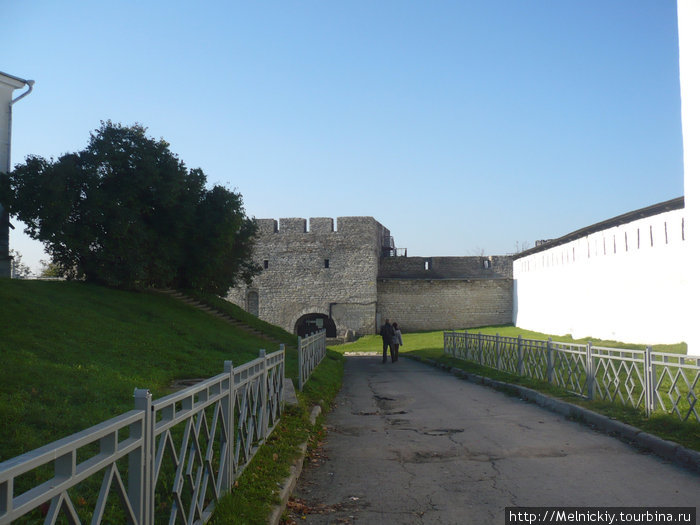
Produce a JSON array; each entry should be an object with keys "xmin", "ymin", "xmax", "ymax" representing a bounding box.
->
[{"xmin": 288, "ymin": 356, "xmax": 700, "ymax": 525}]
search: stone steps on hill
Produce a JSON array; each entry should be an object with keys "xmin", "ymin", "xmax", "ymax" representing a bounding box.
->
[{"xmin": 158, "ymin": 289, "xmax": 286, "ymax": 345}]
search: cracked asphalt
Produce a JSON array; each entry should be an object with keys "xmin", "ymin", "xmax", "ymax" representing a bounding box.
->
[{"xmin": 287, "ymin": 356, "xmax": 700, "ymax": 525}]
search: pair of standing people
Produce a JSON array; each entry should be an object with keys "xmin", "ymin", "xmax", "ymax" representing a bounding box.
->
[{"xmin": 380, "ymin": 319, "xmax": 403, "ymax": 363}]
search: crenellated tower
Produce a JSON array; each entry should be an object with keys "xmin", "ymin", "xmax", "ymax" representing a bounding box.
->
[{"xmin": 227, "ymin": 217, "xmax": 392, "ymax": 338}]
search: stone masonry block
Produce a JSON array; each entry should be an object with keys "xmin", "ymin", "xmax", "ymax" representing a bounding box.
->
[
  {"xmin": 309, "ymin": 217, "xmax": 334, "ymax": 233},
  {"xmin": 279, "ymin": 218, "xmax": 307, "ymax": 233}
]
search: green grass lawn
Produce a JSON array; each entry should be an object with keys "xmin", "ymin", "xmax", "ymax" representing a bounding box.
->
[
  {"xmin": 331, "ymin": 326, "xmax": 700, "ymax": 451},
  {"xmin": 0, "ymin": 279, "xmax": 290, "ymax": 461}
]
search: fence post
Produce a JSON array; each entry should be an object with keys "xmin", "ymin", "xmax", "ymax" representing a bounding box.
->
[
  {"xmin": 130, "ymin": 388, "xmax": 152, "ymax": 525},
  {"xmin": 259, "ymin": 349, "xmax": 268, "ymax": 439},
  {"xmin": 280, "ymin": 344, "xmax": 286, "ymax": 387},
  {"xmin": 322, "ymin": 329, "xmax": 327, "ymax": 361},
  {"xmin": 316, "ymin": 331, "xmax": 320, "ymax": 367},
  {"xmin": 546, "ymin": 338, "xmax": 554, "ymax": 383},
  {"xmin": 478, "ymin": 332, "xmax": 483, "ymax": 365},
  {"xmin": 495, "ymin": 334, "xmax": 501, "ymax": 370},
  {"xmin": 223, "ymin": 361, "xmax": 234, "ymax": 490},
  {"xmin": 586, "ymin": 342, "xmax": 595, "ymax": 400},
  {"xmin": 298, "ymin": 336, "xmax": 303, "ymax": 392},
  {"xmin": 280, "ymin": 344, "xmax": 286, "ymax": 423},
  {"xmin": 517, "ymin": 335, "xmax": 524, "ymax": 376},
  {"xmin": 645, "ymin": 345, "xmax": 655, "ymax": 417}
]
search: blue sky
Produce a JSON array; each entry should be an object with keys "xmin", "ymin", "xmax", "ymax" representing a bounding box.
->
[{"xmin": 5, "ymin": 1, "xmax": 683, "ymax": 272}]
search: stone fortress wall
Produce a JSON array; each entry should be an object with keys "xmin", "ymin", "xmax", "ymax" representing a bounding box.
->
[
  {"xmin": 377, "ymin": 256, "xmax": 513, "ymax": 332},
  {"xmin": 227, "ymin": 217, "xmax": 513, "ymax": 338}
]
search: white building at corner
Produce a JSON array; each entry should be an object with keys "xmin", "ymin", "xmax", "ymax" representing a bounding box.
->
[
  {"xmin": 677, "ymin": 0, "xmax": 700, "ymax": 354},
  {"xmin": 0, "ymin": 71, "xmax": 33, "ymax": 278}
]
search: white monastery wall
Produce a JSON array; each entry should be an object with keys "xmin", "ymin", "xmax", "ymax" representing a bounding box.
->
[{"xmin": 513, "ymin": 208, "xmax": 688, "ymax": 345}]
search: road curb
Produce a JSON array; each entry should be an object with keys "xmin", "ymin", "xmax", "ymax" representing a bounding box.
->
[
  {"xmin": 268, "ymin": 405, "xmax": 323, "ymax": 525},
  {"xmin": 408, "ymin": 355, "xmax": 700, "ymax": 474}
]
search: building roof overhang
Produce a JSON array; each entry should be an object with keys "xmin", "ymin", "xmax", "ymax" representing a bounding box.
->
[
  {"xmin": 512, "ymin": 196, "xmax": 685, "ymax": 260},
  {"xmin": 0, "ymin": 71, "xmax": 29, "ymax": 90}
]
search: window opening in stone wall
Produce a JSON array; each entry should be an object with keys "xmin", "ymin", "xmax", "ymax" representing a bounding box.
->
[
  {"xmin": 263, "ymin": 260, "xmax": 269, "ymax": 269},
  {"xmin": 483, "ymin": 259, "xmax": 492, "ymax": 269},
  {"xmin": 324, "ymin": 259, "xmax": 330, "ymax": 268},
  {"xmin": 424, "ymin": 258, "xmax": 432, "ymax": 271}
]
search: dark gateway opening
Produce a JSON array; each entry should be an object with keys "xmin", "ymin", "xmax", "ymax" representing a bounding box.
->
[{"xmin": 294, "ymin": 313, "xmax": 337, "ymax": 338}]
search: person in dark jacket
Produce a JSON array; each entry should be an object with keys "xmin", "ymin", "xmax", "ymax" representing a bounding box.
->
[{"xmin": 379, "ymin": 319, "xmax": 395, "ymax": 364}]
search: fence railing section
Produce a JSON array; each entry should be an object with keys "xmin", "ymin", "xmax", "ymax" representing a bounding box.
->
[
  {"xmin": 0, "ymin": 346, "xmax": 285, "ymax": 525},
  {"xmin": 444, "ymin": 331, "xmax": 699, "ymax": 423},
  {"xmin": 298, "ymin": 330, "xmax": 326, "ymax": 391}
]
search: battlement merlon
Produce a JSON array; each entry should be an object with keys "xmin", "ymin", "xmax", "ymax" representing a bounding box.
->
[
  {"xmin": 279, "ymin": 218, "xmax": 307, "ymax": 233},
  {"xmin": 310, "ymin": 217, "xmax": 333, "ymax": 232},
  {"xmin": 255, "ymin": 219, "xmax": 279, "ymax": 234}
]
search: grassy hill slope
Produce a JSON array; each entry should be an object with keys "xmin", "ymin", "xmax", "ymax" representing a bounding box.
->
[{"xmin": 0, "ymin": 279, "xmax": 294, "ymax": 461}]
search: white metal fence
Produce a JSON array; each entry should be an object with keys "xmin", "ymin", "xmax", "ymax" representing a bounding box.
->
[
  {"xmin": 0, "ymin": 347, "xmax": 285, "ymax": 525},
  {"xmin": 298, "ymin": 330, "xmax": 326, "ymax": 392},
  {"xmin": 444, "ymin": 331, "xmax": 699, "ymax": 423}
]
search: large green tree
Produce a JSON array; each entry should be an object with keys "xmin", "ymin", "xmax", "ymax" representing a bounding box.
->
[{"xmin": 1, "ymin": 121, "xmax": 259, "ymax": 292}]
